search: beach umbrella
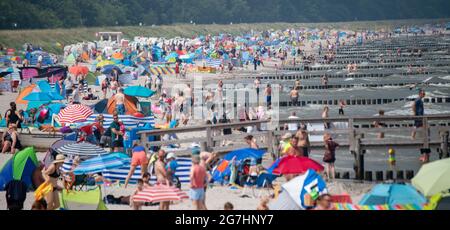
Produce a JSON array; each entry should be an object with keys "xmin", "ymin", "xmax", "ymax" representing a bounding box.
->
[
  {"xmin": 73, "ymin": 153, "xmax": 129, "ymax": 175},
  {"xmin": 272, "ymin": 155, "xmax": 324, "ymax": 175},
  {"xmin": 359, "ymin": 183, "xmax": 427, "ymax": 206},
  {"xmin": 124, "ymin": 86, "xmax": 155, "ymax": 98},
  {"xmin": 223, "ymin": 148, "xmax": 266, "ymax": 162},
  {"xmin": 57, "ymin": 142, "xmax": 108, "ymax": 157},
  {"xmin": 112, "ymin": 53, "xmax": 124, "ymax": 60},
  {"xmin": 101, "ymin": 65, "xmax": 123, "ymax": 75},
  {"xmin": 96, "ymin": 60, "xmax": 115, "ymax": 68},
  {"xmin": 412, "ymin": 158, "xmax": 450, "ymax": 196},
  {"xmin": 69, "ymin": 65, "xmax": 89, "ymax": 76},
  {"xmin": 23, "ymin": 92, "xmax": 53, "ymax": 101},
  {"xmin": 270, "ymin": 169, "xmax": 327, "ymax": 210},
  {"xmin": 132, "ymin": 184, "xmax": 189, "ymax": 203},
  {"xmin": 57, "ymin": 104, "xmax": 93, "ymax": 124}
]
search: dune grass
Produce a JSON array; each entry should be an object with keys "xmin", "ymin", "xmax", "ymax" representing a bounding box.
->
[{"xmin": 0, "ymin": 18, "xmax": 448, "ymax": 54}]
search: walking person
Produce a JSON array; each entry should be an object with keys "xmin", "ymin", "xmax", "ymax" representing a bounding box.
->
[
  {"xmin": 42, "ymin": 154, "xmax": 65, "ymax": 210},
  {"xmin": 296, "ymin": 129, "xmax": 310, "ymax": 157}
]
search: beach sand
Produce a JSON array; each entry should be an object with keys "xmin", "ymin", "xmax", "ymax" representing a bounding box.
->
[{"xmin": 0, "ymin": 152, "xmax": 372, "ymax": 210}]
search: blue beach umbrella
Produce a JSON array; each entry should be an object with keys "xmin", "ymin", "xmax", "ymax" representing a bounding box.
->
[
  {"xmin": 223, "ymin": 148, "xmax": 265, "ymax": 162},
  {"xmin": 359, "ymin": 183, "xmax": 427, "ymax": 206},
  {"xmin": 124, "ymin": 86, "xmax": 155, "ymax": 98},
  {"xmin": 23, "ymin": 92, "xmax": 52, "ymax": 101},
  {"xmin": 73, "ymin": 153, "xmax": 129, "ymax": 175}
]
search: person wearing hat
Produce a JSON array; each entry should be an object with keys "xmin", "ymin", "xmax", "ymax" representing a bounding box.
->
[
  {"xmin": 42, "ymin": 154, "xmax": 65, "ymax": 210},
  {"xmin": 165, "ymin": 152, "xmax": 180, "ymax": 189},
  {"xmin": 279, "ymin": 133, "xmax": 292, "ymax": 156},
  {"xmin": 124, "ymin": 145, "xmax": 149, "ymax": 188}
]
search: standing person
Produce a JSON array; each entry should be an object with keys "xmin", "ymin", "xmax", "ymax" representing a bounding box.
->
[
  {"xmin": 322, "ymin": 106, "xmax": 330, "ymax": 129},
  {"xmin": 321, "ymin": 75, "xmax": 329, "ymax": 88},
  {"xmin": 109, "ymin": 113, "xmax": 124, "ymax": 153},
  {"xmin": 64, "ymin": 76, "xmax": 73, "ymax": 101},
  {"xmin": 72, "ymin": 85, "xmax": 81, "ymax": 104},
  {"xmin": 5, "ymin": 102, "xmax": 23, "ymax": 129},
  {"xmin": 296, "ymin": 129, "xmax": 310, "ymax": 157},
  {"xmin": 1, "ymin": 123, "xmax": 22, "ymax": 154},
  {"xmin": 155, "ymin": 150, "xmax": 171, "ymax": 210},
  {"xmin": 166, "ymin": 152, "xmax": 180, "ymax": 189},
  {"xmin": 290, "ymin": 87, "xmax": 299, "ymax": 106},
  {"xmin": 287, "ymin": 112, "xmax": 299, "ymax": 131},
  {"xmin": 284, "ymin": 137, "xmax": 302, "ymax": 156},
  {"xmin": 101, "ymin": 77, "xmax": 109, "ymax": 99},
  {"xmin": 323, "ymin": 133, "xmax": 339, "ymax": 180},
  {"xmin": 264, "ymin": 84, "xmax": 272, "ymax": 107},
  {"xmin": 373, "ymin": 110, "xmax": 386, "ymax": 139},
  {"xmin": 338, "ymin": 100, "xmax": 346, "ymax": 116},
  {"xmin": 254, "ymin": 77, "xmax": 261, "ymax": 103},
  {"xmin": 115, "ymin": 88, "xmax": 126, "ymax": 115},
  {"xmin": 185, "ymin": 84, "xmax": 194, "ymax": 116},
  {"xmin": 155, "ymin": 74, "xmax": 163, "ymax": 95},
  {"xmin": 42, "ymin": 154, "xmax": 65, "ymax": 210},
  {"xmin": 411, "ymin": 90, "xmax": 425, "ymax": 140},
  {"xmin": 124, "ymin": 145, "xmax": 149, "ymax": 188},
  {"xmin": 189, "ymin": 155, "xmax": 208, "ymax": 210}
]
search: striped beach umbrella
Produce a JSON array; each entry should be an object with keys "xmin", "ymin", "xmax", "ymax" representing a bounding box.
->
[
  {"xmin": 73, "ymin": 153, "xmax": 129, "ymax": 175},
  {"xmin": 57, "ymin": 142, "xmax": 108, "ymax": 157},
  {"xmin": 132, "ymin": 184, "xmax": 189, "ymax": 203},
  {"xmin": 57, "ymin": 104, "xmax": 93, "ymax": 124}
]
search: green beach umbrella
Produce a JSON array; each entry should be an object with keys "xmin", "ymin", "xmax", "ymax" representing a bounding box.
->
[
  {"xmin": 0, "ymin": 147, "xmax": 39, "ymax": 190},
  {"xmin": 412, "ymin": 158, "xmax": 450, "ymax": 197}
]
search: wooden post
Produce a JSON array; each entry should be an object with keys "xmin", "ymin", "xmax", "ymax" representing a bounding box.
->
[
  {"xmin": 423, "ymin": 117, "xmax": 429, "ymax": 149},
  {"xmin": 206, "ymin": 127, "xmax": 213, "ymax": 152},
  {"xmin": 441, "ymin": 131, "xmax": 449, "ymax": 159},
  {"xmin": 355, "ymin": 137, "xmax": 364, "ymax": 180}
]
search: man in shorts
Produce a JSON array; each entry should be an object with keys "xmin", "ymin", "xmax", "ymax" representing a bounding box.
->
[
  {"xmin": 109, "ymin": 113, "xmax": 124, "ymax": 152},
  {"xmin": 189, "ymin": 155, "xmax": 207, "ymax": 210},
  {"xmin": 124, "ymin": 145, "xmax": 149, "ymax": 188}
]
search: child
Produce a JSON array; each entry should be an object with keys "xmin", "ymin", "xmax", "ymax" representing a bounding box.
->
[
  {"xmin": 224, "ymin": 202, "xmax": 234, "ymax": 210},
  {"xmin": 388, "ymin": 148, "xmax": 396, "ymax": 171}
]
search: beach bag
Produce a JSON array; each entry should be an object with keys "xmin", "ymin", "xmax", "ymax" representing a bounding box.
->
[
  {"xmin": 60, "ymin": 126, "xmax": 73, "ymax": 134},
  {"xmin": 5, "ymin": 180, "xmax": 27, "ymax": 210},
  {"xmin": 37, "ymin": 108, "xmax": 49, "ymax": 124}
]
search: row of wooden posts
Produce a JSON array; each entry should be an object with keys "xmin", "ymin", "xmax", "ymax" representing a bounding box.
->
[{"xmin": 139, "ymin": 114, "xmax": 450, "ymax": 180}]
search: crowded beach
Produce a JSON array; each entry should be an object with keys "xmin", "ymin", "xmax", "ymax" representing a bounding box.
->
[{"xmin": 0, "ymin": 23, "xmax": 450, "ymax": 210}]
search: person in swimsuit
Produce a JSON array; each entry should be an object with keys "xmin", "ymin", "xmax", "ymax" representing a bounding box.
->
[
  {"xmin": 155, "ymin": 150, "xmax": 170, "ymax": 210},
  {"xmin": 296, "ymin": 129, "xmax": 310, "ymax": 157},
  {"xmin": 290, "ymin": 87, "xmax": 299, "ymax": 106},
  {"xmin": 43, "ymin": 154, "xmax": 65, "ymax": 210},
  {"xmin": 1, "ymin": 123, "xmax": 22, "ymax": 154},
  {"xmin": 5, "ymin": 102, "xmax": 23, "ymax": 129}
]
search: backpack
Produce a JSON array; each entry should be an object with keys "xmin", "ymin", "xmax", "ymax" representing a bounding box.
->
[{"xmin": 5, "ymin": 180, "xmax": 27, "ymax": 210}]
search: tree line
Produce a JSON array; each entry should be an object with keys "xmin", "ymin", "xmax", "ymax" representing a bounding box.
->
[{"xmin": 0, "ymin": 0, "xmax": 449, "ymax": 29}]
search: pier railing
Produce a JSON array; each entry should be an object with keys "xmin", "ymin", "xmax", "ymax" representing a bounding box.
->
[{"xmin": 138, "ymin": 114, "xmax": 450, "ymax": 180}]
